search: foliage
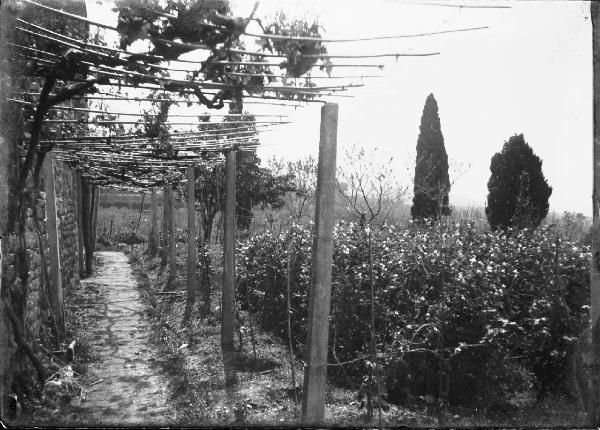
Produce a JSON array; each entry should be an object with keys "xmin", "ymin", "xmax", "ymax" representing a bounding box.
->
[
  {"xmin": 259, "ymin": 12, "xmax": 327, "ymax": 78},
  {"xmin": 486, "ymin": 134, "xmax": 552, "ymax": 231},
  {"xmin": 268, "ymin": 155, "xmax": 317, "ymax": 222},
  {"xmin": 237, "ymin": 221, "xmax": 590, "ymax": 409},
  {"xmin": 411, "ymin": 94, "xmax": 451, "ymax": 220},
  {"xmin": 113, "ymin": 1, "xmax": 328, "ymax": 106},
  {"xmin": 557, "ymin": 211, "xmax": 591, "ymax": 244},
  {"xmin": 114, "ymin": 0, "xmax": 231, "ymax": 55},
  {"xmin": 193, "ymin": 152, "xmax": 294, "ymax": 240}
]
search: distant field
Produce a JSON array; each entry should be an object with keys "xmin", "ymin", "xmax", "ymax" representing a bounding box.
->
[{"xmin": 99, "ymin": 190, "xmax": 158, "ymax": 210}]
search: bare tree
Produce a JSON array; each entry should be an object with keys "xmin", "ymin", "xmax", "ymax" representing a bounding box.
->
[
  {"xmin": 269, "ymin": 156, "xmax": 317, "ymax": 222},
  {"xmin": 336, "ymin": 145, "xmax": 408, "ymax": 226}
]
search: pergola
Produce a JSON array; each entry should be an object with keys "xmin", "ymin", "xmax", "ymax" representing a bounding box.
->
[{"xmin": 0, "ymin": 0, "xmax": 490, "ymax": 423}]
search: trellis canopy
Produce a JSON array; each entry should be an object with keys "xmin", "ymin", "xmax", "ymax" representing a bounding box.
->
[{"xmin": 6, "ymin": 0, "xmax": 484, "ymax": 188}]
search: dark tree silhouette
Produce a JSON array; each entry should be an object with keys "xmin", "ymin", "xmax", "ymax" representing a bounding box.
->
[
  {"xmin": 485, "ymin": 134, "xmax": 552, "ymax": 230},
  {"xmin": 411, "ymin": 93, "xmax": 451, "ymax": 220}
]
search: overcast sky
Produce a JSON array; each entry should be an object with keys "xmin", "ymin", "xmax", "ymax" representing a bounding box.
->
[
  {"xmin": 232, "ymin": 0, "xmax": 592, "ymax": 216},
  {"xmin": 88, "ymin": 0, "xmax": 592, "ymax": 215}
]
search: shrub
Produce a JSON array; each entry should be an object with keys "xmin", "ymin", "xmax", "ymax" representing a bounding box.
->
[{"xmin": 237, "ymin": 221, "xmax": 590, "ymax": 409}]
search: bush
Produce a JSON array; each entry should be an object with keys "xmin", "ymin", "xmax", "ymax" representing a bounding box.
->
[{"xmin": 237, "ymin": 221, "xmax": 590, "ymax": 409}]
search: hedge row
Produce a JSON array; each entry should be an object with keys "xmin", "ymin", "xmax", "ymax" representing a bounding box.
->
[{"xmin": 237, "ymin": 221, "xmax": 590, "ymax": 408}]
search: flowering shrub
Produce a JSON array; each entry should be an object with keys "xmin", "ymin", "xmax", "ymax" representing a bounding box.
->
[{"xmin": 237, "ymin": 221, "xmax": 590, "ymax": 409}]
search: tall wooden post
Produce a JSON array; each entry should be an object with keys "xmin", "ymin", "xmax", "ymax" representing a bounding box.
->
[
  {"xmin": 222, "ymin": 149, "xmax": 236, "ymax": 352},
  {"xmin": 74, "ymin": 169, "xmax": 85, "ymax": 277},
  {"xmin": 161, "ymin": 185, "xmax": 170, "ymax": 267},
  {"xmin": 301, "ymin": 103, "xmax": 338, "ymax": 424},
  {"xmin": 43, "ymin": 154, "xmax": 65, "ymax": 335},
  {"xmin": 90, "ymin": 185, "xmax": 99, "ymax": 253},
  {"xmin": 166, "ymin": 184, "xmax": 177, "ymax": 289},
  {"xmin": 182, "ymin": 167, "xmax": 198, "ymax": 325},
  {"xmin": 80, "ymin": 176, "xmax": 93, "ymax": 276},
  {"xmin": 590, "ymin": 2, "xmax": 600, "ymax": 424},
  {"xmin": 149, "ymin": 188, "xmax": 159, "ymax": 256}
]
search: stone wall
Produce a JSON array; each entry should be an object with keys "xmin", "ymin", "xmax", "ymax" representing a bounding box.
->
[
  {"xmin": 54, "ymin": 162, "xmax": 81, "ymax": 295},
  {"xmin": 0, "ymin": 0, "xmax": 88, "ymax": 417},
  {"xmin": 0, "ymin": 159, "xmax": 82, "ymax": 413}
]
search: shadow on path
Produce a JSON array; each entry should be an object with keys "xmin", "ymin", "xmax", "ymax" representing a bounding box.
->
[{"xmin": 60, "ymin": 251, "xmax": 175, "ymax": 426}]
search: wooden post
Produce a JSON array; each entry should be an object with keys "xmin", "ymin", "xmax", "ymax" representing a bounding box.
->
[
  {"xmin": 182, "ymin": 167, "xmax": 198, "ymax": 325},
  {"xmin": 167, "ymin": 184, "xmax": 177, "ymax": 289},
  {"xmin": 222, "ymin": 149, "xmax": 236, "ymax": 352},
  {"xmin": 90, "ymin": 185, "xmax": 99, "ymax": 253},
  {"xmin": 74, "ymin": 169, "xmax": 85, "ymax": 277},
  {"xmin": 149, "ymin": 188, "xmax": 159, "ymax": 256},
  {"xmin": 161, "ymin": 185, "xmax": 170, "ymax": 267},
  {"xmin": 42, "ymin": 154, "xmax": 65, "ymax": 335},
  {"xmin": 197, "ymin": 195, "xmax": 211, "ymax": 315},
  {"xmin": 590, "ymin": 2, "xmax": 600, "ymax": 425},
  {"xmin": 301, "ymin": 103, "xmax": 338, "ymax": 424},
  {"xmin": 80, "ymin": 176, "xmax": 93, "ymax": 276}
]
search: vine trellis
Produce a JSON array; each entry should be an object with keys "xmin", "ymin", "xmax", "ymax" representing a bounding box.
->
[
  {"xmin": 4, "ymin": 0, "xmax": 490, "ymax": 192},
  {"xmin": 1, "ymin": 0, "xmax": 492, "ymax": 424}
]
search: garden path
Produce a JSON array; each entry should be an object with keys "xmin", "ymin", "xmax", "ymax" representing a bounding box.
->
[{"xmin": 63, "ymin": 251, "xmax": 175, "ymax": 425}]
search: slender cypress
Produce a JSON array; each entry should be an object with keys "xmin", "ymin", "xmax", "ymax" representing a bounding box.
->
[{"xmin": 411, "ymin": 93, "xmax": 451, "ymax": 220}]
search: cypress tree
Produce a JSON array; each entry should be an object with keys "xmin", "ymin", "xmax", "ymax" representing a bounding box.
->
[
  {"xmin": 411, "ymin": 93, "xmax": 451, "ymax": 220},
  {"xmin": 485, "ymin": 134, "xmax": 552, "ymax": 230}
]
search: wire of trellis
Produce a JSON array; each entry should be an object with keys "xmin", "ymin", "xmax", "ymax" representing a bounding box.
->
[
  {"xmin": 20, "ymin": 0, "xmax": 490, "ymax": 44},
  {"xmin": 13, "ymin": 0, "xmax": 490, "ymax": 188},
  {"xmin": 9, "ymin": 98, "xmax": 289, "ymax": 118}
]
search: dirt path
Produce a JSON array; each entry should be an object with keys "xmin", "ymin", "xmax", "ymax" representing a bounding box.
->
[{"xmin": 62, "ymin": 251, "xmax": 175, "ymax": 426}]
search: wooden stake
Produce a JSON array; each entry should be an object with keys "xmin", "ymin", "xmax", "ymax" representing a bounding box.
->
[
  {"xmin": 161, "ymin": 185, "xmax": 170, "ymax": 267},
  {"xmin": 74, "ymin": 169, "xmax": 85, "ymax": 277},
  {"xmin": 301, "ymin": 103, "xmax": 338, "ymax": 425},
  {"xmin": 182, "ymin": 167, "xmax": 198, "ymax": 325},
  {"xmin": 42, "ymin": 153, "xmax": 65, "ymax": 336},
  {"xmin": 90, "ymin": 185, "xmax": 99, "ymax": 253},
  {"xmin": 166, "ymin": 184, "xmax": 176, "ymax": 289},
  {"xmin": 221, "ymin": 149, "xmax": 236, "ymax": 352},
  {"xmin": 81, "ymin": 177, "xmax": 93, "ymax": 276},
  {"xmin": 149, "ymin": 188, "xmax": 159, "ymax": 256},
  {"xmin": 590, "ymin": 2, "xmax": 600, "ymax": 425}
]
